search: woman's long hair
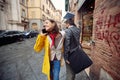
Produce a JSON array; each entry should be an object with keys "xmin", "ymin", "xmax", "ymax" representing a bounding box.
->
[{"xmin": 47, "ymin": 19, "xmax": 59, "ymax": 34}]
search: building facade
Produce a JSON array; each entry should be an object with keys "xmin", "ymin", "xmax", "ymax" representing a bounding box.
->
[
  {"xmin": 0, "ymin": 0, "xmax": 7, "ymax": 30},
  {"xmin": 41, "ymin": 0, "xmax": 55, "ymax": 20},
  {"xmin": 54, "ymin": 10, "xmax": 62, "ymax": 29},
  {"xmin": 0, "ymin": 0, "xmax": 28, "ymax": 31},
  {"xmin": 0, "ymin": 0, "xmax": 62, "ymax": 31},
  {"xmin": 20, "ymin": 0, "xmax": 29, "ymax": 31},
  {"xmin": 0, "ymin": 0, "xmax": 21, "ymax": 31},
  {"xmin": 91, "ymin": 0, "xmax": 120, "ymax": 80},
  {"xmin": 27, "ymin": 0, "xmax": 42, "ymax": 30},
  {"xmin": 28, "ymin": 0, "xmax": 62, "ymax": 31},
  {"xmin": 65, "ymin": 0, "xmax": 120, "ymax": 80},
  {"xmin": 66, "ymin": 0, "xmax": 94, "ymax": 45}
]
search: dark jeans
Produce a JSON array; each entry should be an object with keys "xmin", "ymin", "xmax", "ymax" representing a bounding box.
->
[{"xmin": 50, "ymin": 60, "xmax": 60, "ymax": 80}]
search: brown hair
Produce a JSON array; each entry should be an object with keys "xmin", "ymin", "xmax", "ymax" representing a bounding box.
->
[
  {"xmin": 47, "ymin": 19, "xmax": 59, "ymax": 34},
  {"xmin": 65, "ymin": 18, "xmax": 76, "ymax": 26}
]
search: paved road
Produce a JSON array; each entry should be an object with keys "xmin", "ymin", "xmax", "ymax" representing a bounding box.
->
[{"xmin": 0, "ymin": 38, "xmax": 90, "ymax": 80}]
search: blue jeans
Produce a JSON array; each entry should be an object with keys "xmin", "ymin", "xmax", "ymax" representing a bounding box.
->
[{"xmin": 50, "ymin": 60, "xmax": 60, "ymax": 80}]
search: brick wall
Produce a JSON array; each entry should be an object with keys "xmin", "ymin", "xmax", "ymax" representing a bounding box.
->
[{"xmin": 90, "ymin": 0, "xmax": 120, "ymax": 80}]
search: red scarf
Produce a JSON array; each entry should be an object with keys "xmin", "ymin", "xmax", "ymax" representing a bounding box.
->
[{"xmin": 49, "ymin": 33, "xmax": 57, "ymax": 47}]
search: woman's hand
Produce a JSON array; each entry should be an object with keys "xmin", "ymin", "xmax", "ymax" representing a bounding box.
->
[{"xmin": 40, "ymin": 32, "xmax": 47, "ymax": 36}]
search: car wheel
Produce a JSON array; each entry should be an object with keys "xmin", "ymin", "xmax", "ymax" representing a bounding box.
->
[{"xmin": 29, "ymin": 36, "xmax": 31, "ymax": 38}]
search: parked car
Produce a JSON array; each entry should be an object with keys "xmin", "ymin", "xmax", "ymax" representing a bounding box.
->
[
  {"xmin": 23, "ymin": 30, "xmax": 39, "ymax": 38},
  {"xmin": 0, "ymin": 30, "xmax": 24, "ymax": 46},
  {"xmin": 0, "ymin": 30, "xmax": 6, "ymax": 34}
]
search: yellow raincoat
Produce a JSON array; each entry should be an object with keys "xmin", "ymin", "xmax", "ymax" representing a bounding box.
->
[{"xmin": 34, "ymin": 34, "xmax": 51, "ymax": 80}]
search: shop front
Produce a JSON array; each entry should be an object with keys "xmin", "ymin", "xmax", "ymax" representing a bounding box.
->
[{"xmin": 77, "ymin": 0, "xmax": 95, "ymax": 49}]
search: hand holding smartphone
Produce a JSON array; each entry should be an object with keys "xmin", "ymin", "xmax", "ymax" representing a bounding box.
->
[{"xmin": 42, "ymin": 29, "xmax": 48, "ymax": 33}]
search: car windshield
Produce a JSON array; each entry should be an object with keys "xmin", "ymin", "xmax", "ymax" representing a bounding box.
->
[
  {"xmin": 0, "ymin": 30, "xmax": 5, "ymax": 34},
  {"xmin": 0, "ymin": 31, "xmax": 6, "ymax": 36}
]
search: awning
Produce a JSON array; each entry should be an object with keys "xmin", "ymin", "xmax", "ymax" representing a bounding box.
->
[{"xmin": 77, "ymin": 0, "xmax": 86, "ymax": 10}]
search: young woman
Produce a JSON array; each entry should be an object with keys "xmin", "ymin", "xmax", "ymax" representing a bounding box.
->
[{"xmin": 34, "ymin": 19, "xmax": 65, "ymax": 80}]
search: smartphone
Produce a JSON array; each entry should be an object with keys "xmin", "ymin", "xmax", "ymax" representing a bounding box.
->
[{"xmin": 42, "ymin": 29, "xmax": 48, "ymax": 33}]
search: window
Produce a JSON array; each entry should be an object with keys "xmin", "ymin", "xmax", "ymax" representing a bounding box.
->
[
  {"xmin": 49, "ymin": 4, "xmax": 51, "ymax": 8},
  {"xmin": 42, "ymin": 15, "xmax": 45, "ymax": 20},
  {"xmin": 22, "ymin": 9, "xmax": 26, "ymax": 17},
  {"xmin": 42, "ymin": 5, "xmax": 45, "ymax": 11},
  {"xmin": 22, "ymin": 0, "xmax": 25, "ymax": 4},
  {"xmin": 46, "ymin": 9, "xmax": 49, "ymax": 14},
  {"xmin": 46, "ymin": 0, "xmax": 48, "ymax": 4}
]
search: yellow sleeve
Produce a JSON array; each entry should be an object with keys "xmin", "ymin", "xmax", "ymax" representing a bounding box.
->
[{"xmin": 34, "ymin": 34, "xmax": 46, "ymax": 53}]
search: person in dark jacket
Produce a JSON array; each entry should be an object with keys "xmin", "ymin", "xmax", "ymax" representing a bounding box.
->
[{"xmin": 63, "ymin": 12, "xmax": 81, "ymax": 80}]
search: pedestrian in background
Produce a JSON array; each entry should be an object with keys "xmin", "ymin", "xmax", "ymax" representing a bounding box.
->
[
  {"xmin": 63, "ymin": 12, "xmax": 80, "ymax": 80},
  {"xmin": 34, "ymin": 19, "xmax": 65, "ymax": 80},
  {"xmin": 63, "ymin": 12, "xmax": 92, "ymax": 80}
]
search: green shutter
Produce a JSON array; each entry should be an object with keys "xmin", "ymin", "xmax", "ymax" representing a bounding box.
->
[{"xmin": 65, "ymin": 0, "xmax": 69, "ymax": 11}]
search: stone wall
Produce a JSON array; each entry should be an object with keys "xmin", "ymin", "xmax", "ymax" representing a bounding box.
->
[{"xmin": 90, "ymin": 0, "xmax": 120, "ymax": 80}]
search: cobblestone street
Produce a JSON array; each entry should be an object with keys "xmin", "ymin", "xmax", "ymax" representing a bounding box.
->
[{"xmin": 0, "ymin": 38, "xmax": 90, "ymax": 80}]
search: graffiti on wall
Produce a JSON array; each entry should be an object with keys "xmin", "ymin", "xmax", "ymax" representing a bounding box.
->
[{"xmin": 95, "ymin": 8, "xmax": 120, "ymax": 56}]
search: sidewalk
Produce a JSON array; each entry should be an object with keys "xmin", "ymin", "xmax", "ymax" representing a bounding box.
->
[{"xmin": 0, "ymin": 38, "xmax": 90, "ymax": 80}]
